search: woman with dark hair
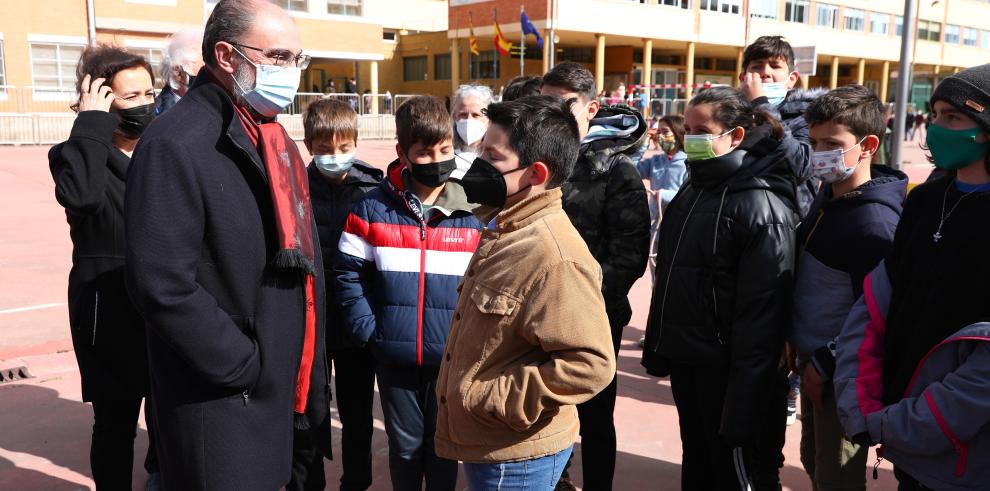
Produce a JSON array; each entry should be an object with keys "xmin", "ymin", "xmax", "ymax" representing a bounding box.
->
[
  {"xmin": 636, "ymin": 114, "xmax": 688, "ymax": 280},
  {"xmin": 49, "ymin": 44, "xmax": 158, "ymax": 489},
  {"xmin": 641, "ymin": 86, "xmax": 799, "ymax": 490}
]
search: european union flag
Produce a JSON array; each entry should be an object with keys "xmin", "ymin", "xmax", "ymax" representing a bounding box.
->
[{"xmin": 520, "ymin": 11, "xmax": 543, "ymax": 49}]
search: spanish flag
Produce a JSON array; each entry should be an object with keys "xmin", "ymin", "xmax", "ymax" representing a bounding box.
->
[
  {"xmin": 468, "ymin": 14, "xmax": 480, "ymax": 56},
  {"xmin": 493, "ymin": 17, "xmax": 513, "ymax": 57}
]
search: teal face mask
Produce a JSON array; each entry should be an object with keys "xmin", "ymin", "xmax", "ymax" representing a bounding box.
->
[
  {"xmin": 926, "ymin": 124, "xmax": 990, "ymax": 170},
  {"xmin": 684, "ymin": 129, "xmax": 735, "ymax": 161}
]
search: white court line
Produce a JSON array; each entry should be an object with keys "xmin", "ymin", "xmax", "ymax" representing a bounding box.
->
[{"xmin": 0, "ymin": 303, "xmax": 63, "ymax": 315}]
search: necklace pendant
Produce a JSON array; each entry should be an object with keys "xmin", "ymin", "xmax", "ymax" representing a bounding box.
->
[{"xmin": 933, "ymin": 231, "xmax": 943, "ymax": 243}]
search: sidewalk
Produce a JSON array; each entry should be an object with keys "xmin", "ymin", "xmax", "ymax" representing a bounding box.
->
[{"xmin": 0, "ymin": 142, "xmax": 915, "ymax": 490}]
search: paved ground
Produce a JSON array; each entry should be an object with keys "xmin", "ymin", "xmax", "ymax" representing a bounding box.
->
[{"xmin": 0, "ymin": 139, "xmax": 931, "ymax": 490}]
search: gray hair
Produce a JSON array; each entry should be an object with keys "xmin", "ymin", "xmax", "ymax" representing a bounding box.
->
[
  {"xmin": 162, "ymin": 28, "xmax": 203, "ymax": 81},
  {"xmin": 202, "ymin": 0, "xmax": 258, "ymax": 67},
  {"xmin": 451, "ymin": 84, "xmax": 494, "ymax": 116}
]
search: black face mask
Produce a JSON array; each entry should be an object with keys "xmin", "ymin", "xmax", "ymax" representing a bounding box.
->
[
  {"xmin": 460, "ymin": 157, "xmax": 530, "ymax": 208},
  {"xmin": 408, "ymin": 157, "xmax": 457, "ymax": 188},
  {"xmin": 113, "ymin": 103, "xmax": 156, "ymax": 138}
]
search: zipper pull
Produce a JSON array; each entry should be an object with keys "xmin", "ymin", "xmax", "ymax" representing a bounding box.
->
[
  {"xmin": 872, "ymin": 451, "xmax": 883, "ymax": 480},
  {"xmin": 242, "ymin": 390, "xmax": 250, "ymax": 406}
]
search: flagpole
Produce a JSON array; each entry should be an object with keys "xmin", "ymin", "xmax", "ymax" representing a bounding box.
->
[
  {"xmin": 493, "ymin": 8, "xmax": 499, "ymax": 84},
  {"xmin": 519, "ymin": 5, "xmax": 525, "ymax": 77}
]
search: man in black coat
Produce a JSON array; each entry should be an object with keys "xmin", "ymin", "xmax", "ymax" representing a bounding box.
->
[
  {"xmin": 125, "ymin": 1, "xmax": 328, "ymax": 489},
  {"xmin": 541, "ymin": 62, "xmax": 651, "ymax": 491}
]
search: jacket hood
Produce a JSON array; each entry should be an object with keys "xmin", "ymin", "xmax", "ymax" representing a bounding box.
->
[
  {"xmin": 779, "ymin": 88, "xmax": 829, "ymax": 120},
  {"xmin": 383, "ymin": 159, "xmax": 475, "ymax": 216},
  {"xmin": 579, "ymin": 104, "xmax": 649, "ymax": 173},
  {"xmin": 821, "ymin": 165, "xmax": 908, "ymax": 215},
  {"xmin": 687, "ymin": 124, "xmax": 797, "ymax": 203}
]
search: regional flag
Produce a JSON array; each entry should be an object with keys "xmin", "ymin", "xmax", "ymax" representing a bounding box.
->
[
  {"xmin": 493, "ymin": 18, "xmax": 513, "ymax": 56},
  {"xmin": 520, "ymin": 11, "xmax": 543, "ymax": 49},
  {"xmin": 469, "ymin": 15, "xmax": 480, "ymax": 56}
]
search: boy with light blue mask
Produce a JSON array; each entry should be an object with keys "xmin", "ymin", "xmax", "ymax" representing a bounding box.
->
[
  {"xmin": 739, "ymin": 35, "xmax": 823, "ymax": 219},
  {"xmin": 293, "ymin": 97, "xmax": 383, "ymax": 491}
]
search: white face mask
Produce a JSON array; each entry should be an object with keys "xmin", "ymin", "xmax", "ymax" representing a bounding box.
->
[
  {"xmin": 456, "ymin": 118, "xmax": 487, "ymax": 146},
  {"xmin": 232, "ymin": 47, "xmax": 301, "ymax": 118},
  {"xmin": 313, "ymin": 153, "xmax": 355, "ymax": 178},
  {"xmin": 810, "ymin": 137, "xmax": 867, "ymax": 184},
  {"xmin": 763, "ymin": 81, "xmax": 789, "ymax": 106}
]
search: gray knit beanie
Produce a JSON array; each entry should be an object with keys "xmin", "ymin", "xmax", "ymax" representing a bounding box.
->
[{"xmin": 931, "ymin": 64, "xmax": 990, "ymax": 134}]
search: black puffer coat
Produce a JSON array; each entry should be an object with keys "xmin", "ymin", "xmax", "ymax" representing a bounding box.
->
[
  {"xmin": 308, "ymin": 162, "xmax": 382, "ymax": 350},
  {"xmin": 562, "ymin": 104, "xmax": 651, "ymax": 349},
  {"xmin": 641, "ymin": 124, "xmax": 798, "ymax": 444},
  {"xmin": 49, "ymin": 111, "xmax": 149, "ymax": 402}
]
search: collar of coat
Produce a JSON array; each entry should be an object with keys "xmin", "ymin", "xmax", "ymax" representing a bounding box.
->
[
  {"xmin": 475, "ymin": 188, "xmax": 563, "ymax": 233},
  {"xmin": 383, "ymin": 159, "xmax": 476, "ymax": 220}
]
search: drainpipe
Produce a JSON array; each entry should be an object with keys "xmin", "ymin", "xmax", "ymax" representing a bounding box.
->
[{"xmin": 86, "ymin": 0, "xmax": 97, "ymax": 46}]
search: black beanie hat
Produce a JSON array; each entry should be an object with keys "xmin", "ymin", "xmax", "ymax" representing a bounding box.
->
[{"xmin": 930, "ymin": 64, "xmax": 990, "ymax": 134}]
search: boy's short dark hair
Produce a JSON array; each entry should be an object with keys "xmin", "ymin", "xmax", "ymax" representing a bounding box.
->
[
  {"xmin": 483, "ymin": 95, "xmax": 580, "ymax": 189},
  {"xmin": 303, "ymin": 98, "xmax": 358, "ymax": 145},
  {"xmin": 804, "ymin": 85, "xmax": 886, "ymax": 141},
  {"xmin": 502, "ymin": 76, "xmax": 543, "ymax": 102},
  {"xmin": 742, "ymin": 35, "xmax": 795, "ymax": 72},
  {"xmin": 394, "ymin": 95, "xmax": 453, "ymax": 153},
  {"xmin": 542, "ymin": 62, "xmax": 597, "ymax": 104}
]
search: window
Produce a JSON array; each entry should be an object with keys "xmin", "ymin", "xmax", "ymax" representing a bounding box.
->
[
  {"xmin": 30, "ymin": 42, "xmax": 85, "ymax": 92},
  {"xmin": 403, "ymin": 56, "xmax": 427, "ymax": 82},
  {"xmin": 129, "ymin": 47, "xmax": 165, "ymax": 88},
  {"xmin": 700, "ymin": 0, "xmax": 740, "ymax": 15},
  {"xmin": 918, "ymin": 20, "xmax": 941, "ymax": 42},
  {"xmin": 560, "ymin": 47, "xmax": 594, "ymax": 63},
  {"xmin": 870, "ymin": 13, "xmax": 889, "ymax": 35},
  {"xmin": 844, "ymin": 8, "xmax": 865, "ymax": 31},
  {"xmin": 964, "ymin": 27, "xmax": 978, "ymax": 46},
  {"xmin": 327, "ymin": 0, "xmax": 361, "ymax": 16},
  {"xmin": 816, "ymin": 3, "xmax": 838, "ymax": 28},
  {"xmin": 945, "ymin": 24, "xmax": 960, "ymax": 44},
  {"xmin": 383, "ymin": 31, "xmax": 397, "ymax": 42},
  {"xmin": 715, "ymin": 58, "xmax": 736, "ymax": 71},
  {"xmin": 895, "ymin": 16, "xmax": 903, "ymax": 36},
  {"xmin": 659, "ymin": 0, "xmax": 690, "ymax": 8},
  {"xmin": 983, "ymin": 30, "xmax": 990, "ymax": 49},
  {"xmin": 434, "ymin": 53, "xmax": 451, "ymax": 80},
  {"xmin": 785, "ymin": 0, "xmax": 809, "ymax": 24},
  {"xmin": 0, "ymin": 40, "xmax": 6, "ymax": 88},
  {"xmin": 750, "ymin": 0, "xmax": 777, "ymax": 19},
  {"xmin": 469, "ymin": 51, "xmax": 499, "ymax": 80},
  {"xmin": 270, "ymin": 0, "xmax": 307, "ymax": 12}
]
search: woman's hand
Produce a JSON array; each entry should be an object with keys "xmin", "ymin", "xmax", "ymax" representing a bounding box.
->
[{"xmin": 77, "ymin": 74, "xmax": 114, "ymax": 113}]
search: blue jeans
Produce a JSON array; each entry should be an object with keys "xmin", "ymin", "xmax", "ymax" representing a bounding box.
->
[{"xmin": 463, "ymin": 446, "xmax": 573, "ymax": 491}]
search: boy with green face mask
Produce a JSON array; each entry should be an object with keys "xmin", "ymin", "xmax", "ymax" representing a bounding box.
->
[{"xmin": 833, "ymin": 63, "xmax": 990, "ymax": 490}]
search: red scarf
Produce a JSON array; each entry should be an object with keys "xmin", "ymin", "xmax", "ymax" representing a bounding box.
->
[{"xmin": 234, "ymin": 103, "xmax": 318, "ymax": 417}]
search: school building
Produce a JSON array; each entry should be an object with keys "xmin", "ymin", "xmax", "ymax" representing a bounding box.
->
[
  {"xmin": 443, "ymin": 0, "xmax": 990, "ymax": 113},
  {"xmin": 1, "ymin": 0, "xmax": 989, "ymax": 118}
]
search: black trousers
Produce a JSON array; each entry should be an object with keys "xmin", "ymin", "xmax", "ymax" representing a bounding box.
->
[
  {"xmin": 668, "ymin": 363, "xmax": 786, "ymax": 491},
  {"xmin": 290, "ymin": 346, "xmax": 377, "ymax": 491},
  {"xmin": 91, "ymin": 397, "xmax": 158, "ymax": 490},
  {"xmin": 376, "ymin": 364, "xmax": 457, "ymax": 491},
  {"xmin": 894, "ymin": 467, "xmax": 936, "ymax": 491}
]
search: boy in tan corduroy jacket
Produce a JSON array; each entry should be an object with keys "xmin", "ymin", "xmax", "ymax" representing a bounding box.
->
[{"xmin": 435, "ymin": 96, "xmax": 616, "ymax": 488}]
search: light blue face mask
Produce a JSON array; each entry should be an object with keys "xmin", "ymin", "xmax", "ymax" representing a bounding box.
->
[
  {"xmin": 313, "ymin": 153, "xmax": 355, "ymax": 178},
  {"xmin": 232, "ymin": 47, "xmax": 301, "ymax": 118},
  {"xmin": 763, "ymin": 81, "xmax": 789, "ymax": 106}
]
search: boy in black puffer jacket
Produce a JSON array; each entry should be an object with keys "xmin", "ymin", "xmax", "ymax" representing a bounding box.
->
[{"xmin": 541, "ymin": 62, "xmax": 651, "ymax": 491}]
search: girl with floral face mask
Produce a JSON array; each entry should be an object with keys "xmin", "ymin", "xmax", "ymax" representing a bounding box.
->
[{"xmin": 635, "ymin": 115, "xmax": 688, "ymax": 282}]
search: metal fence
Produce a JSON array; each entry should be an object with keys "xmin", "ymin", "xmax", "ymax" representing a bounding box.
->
[{"xmin": 0, "ymin": 86, "xmax": 398, "ymax": 144}]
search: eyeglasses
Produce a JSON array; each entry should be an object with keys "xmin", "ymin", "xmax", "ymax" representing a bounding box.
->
[{"xmin": 230, "ymin": 42, "xmax": 311, "ymax": 69}]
